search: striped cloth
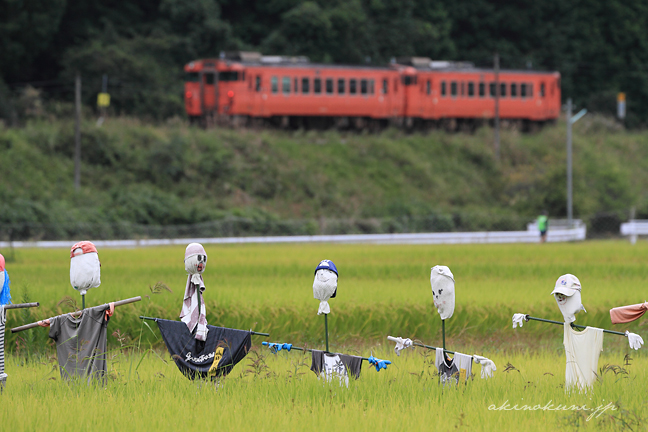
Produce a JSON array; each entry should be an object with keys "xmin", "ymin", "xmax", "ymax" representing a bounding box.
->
[
  {"xmin": 179, "ymin": 274, "xmax": 208, "ymax": 341},
  {"xmin": 0, "ymin": 306, "xmax": 7, "ymax": 386}
]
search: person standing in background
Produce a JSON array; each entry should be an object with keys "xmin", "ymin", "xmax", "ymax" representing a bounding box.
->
[{"xmin": 537, "ymin": 211, "xmax": 548, "ymax": 243}]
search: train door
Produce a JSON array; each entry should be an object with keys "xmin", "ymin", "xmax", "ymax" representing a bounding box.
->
[
  {"xmin": 202, "ymin": 70, "xmax": 217, "ymax": 117},
  {"xmin": 402, "ymin": 70, "xmax": 419, "ymax": 122}
]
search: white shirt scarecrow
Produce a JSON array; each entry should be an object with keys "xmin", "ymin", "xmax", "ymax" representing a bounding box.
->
[
  {"xmin": 313, "ymin": 260, "xmax": 338, "ymax": 315},
  {"xmin": 180, "ymin": 243, "xmax": 209, "ymax": 341},
  {"xmin": 69, "ymin": 241, "xmax": 101, "ymax": 296}
]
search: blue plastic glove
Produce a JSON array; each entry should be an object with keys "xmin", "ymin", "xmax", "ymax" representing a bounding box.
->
[
  {"xmin": 367, "ymin": 355, "xmax": 391, "ymax": 371},
  {"xmin": 262, "ymin": 342, "xmax": 293, "ymax": 353}
]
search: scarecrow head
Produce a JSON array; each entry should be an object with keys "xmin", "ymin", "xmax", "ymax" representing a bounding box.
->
[
  {"xmin": 313, "ymin": 259, "xmax": 338, "ymax": 315},
  {"xmin": 69, "ymin": 241, "xmax": 101, "ymax": 295},
  {"xmin": 430, "ymin": 265, "xmax": 455, "ymax": 320},
  {"xmin": 185, "ymin": 243, "xmax": 208, "ymax": 275},
  {"xmin": 551, "ymin": 274, "xmax": 586, "ymax": 323},
  {"xmin": 0, "ymin": 253, "xmax": 10, "ymax": 305}
]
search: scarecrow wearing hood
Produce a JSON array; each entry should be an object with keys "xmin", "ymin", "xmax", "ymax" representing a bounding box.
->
[{"xmin": 180, "ymin": 243, "xmax": 209, "ymax": 341}]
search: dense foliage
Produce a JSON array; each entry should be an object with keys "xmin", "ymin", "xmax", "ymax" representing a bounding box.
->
[
  {"xmin": 0, "ymin": 117, "xmax": 645, "ymax": 240},
  {"xmin": 1, "ymin": 1, "xmax": 648, "ymax": 125}
]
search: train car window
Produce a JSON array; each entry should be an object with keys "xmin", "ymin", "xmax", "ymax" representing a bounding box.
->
[
  {"xmin": 441, "ymin": 81, "xmax": 446, "ymax": 96},
  {"xmin": 468, "ymin": 82, "xmax": 475, "ymax": 97},
  {"xmin": 204, "ymin": 73, "xmax": 215, "ymax": 85},
  {"xmin": 370, "ymin": 79, "xmax": 375, "ymax": 95},
  {"xmin": 338, "ymin": 78, "xmax": 346, "ymax": 94},
  {"xmin": 479, "ymin": 82, "xmax": 485, "ymax": 97},
  {"xmin": 302, "ymin": 77, "xmax": 310, "ymax": 94},
  {"xmin": 271, "ymin": 76, "xmax": 278, "ymax": 94},
  {"xmin": 520, "ymin": 83, "xmax": 527, "ymax": 98},
  {"xmin": 282, "ymin": 77, "xmax": 290, "ymax": 94},
  {"xmin": 326, "ymin": 78, "xmax": 334, "ymax": 94},
  {"xmin": 540, "ymin": 83, "xmax": 545, "ymax": 97},
  {"xmin": 361, "ymin": 79, "xmax": 368, "ymax": 95},
  {"xmin": 426, "ymin": 80, "xmax": 431, "ymax": 95},
  {"xmin": 256, "ymin": 76, "xmax": 261, "ymax": 92},
  {"xmin": 402, "ymin": 76, "xmax": 417, "ymax": 85},
  {"xmin": 294, "ymin": 77, "xmax": 299, "ymax": 93},
  {"xmin": 218, "ymin": 71, "xmax": 239, "ymax": 81},
  {"xmin": 489, "ymin": 82, "xmax": 496, "ymax": 97},
  {"xmin": 528, "ymin": 83, "xmax": 533, "ymax": 97},
  {"xmin": 382, "ymin": 79, "xmax": 388, "ymax": 94},
  {"xmin": 451, "ymin": 81, "xmax": 457, "ymax": 97},
  {"xmin": 314, "ymin": 78, "xmax": 322, "ymax": 94},
  {"xmin": 510, "ymin": 83, "xmax": 517, "ymax": 97},
  {"xmin": 350, "ymin": 79, "xmax": 357, "ymax": 95},
  {"xmin": 187, "ymin": 72, "xmax": 200, "ymax": 82},
  {"xmin": 500, "ymin": 83, "xmax": 507, "ymax": 97}
]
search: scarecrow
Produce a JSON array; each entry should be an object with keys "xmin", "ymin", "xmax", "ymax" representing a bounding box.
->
[
  {"xmin": 263, "ymin": 259, "xmax": 391, "ymax": 386},
  {"xmin": 11, "ymin": 242, "xmax": 141, "ymax": 383},
  {"xmin": 512, "ymin": 274, "xmax": 644, "ymax": 392},
  {"xmin": 0, "ymin": 253, "xmax": 40, "ymax": 391},
  {"xmin": 388, "ymin": 265, "xmax": 497, "ymax": 385},
  {"xmin": 140, "ymin": 243, "xmax": 268, "ymax": 380}
]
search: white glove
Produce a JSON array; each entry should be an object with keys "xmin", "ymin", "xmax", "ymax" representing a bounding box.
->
[
  {"xmin": 393, "ymin": 337, "xmax": 413, "ymax": 356},
  {"xmin": 626, "ymin": 331, "xmax": 644, "ymax": 350},
  {"xmin": 512, "ymin": 313, "xmax": 527, "ymax": 329},
  {"xmin": 473, "ymin": 355, "xmax": 497, "ymax": 379}
]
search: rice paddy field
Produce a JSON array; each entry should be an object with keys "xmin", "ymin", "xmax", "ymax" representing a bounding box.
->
[{"xmin": 1, "ymin": 240, "xmax": 648, "ymax": 431}]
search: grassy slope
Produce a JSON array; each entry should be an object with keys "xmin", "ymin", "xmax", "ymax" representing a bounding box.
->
[{"xmin": 2, "ymin": 115, "xmax": 648, "ymax": 229}]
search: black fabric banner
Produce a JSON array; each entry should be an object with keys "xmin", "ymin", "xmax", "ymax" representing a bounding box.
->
[{"xmin": 156, "ymin": 319, "xmax": 251, "ymax": 380}]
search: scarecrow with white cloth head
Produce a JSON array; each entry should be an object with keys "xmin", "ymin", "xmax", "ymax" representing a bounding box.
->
[
  {"xmin": 388, "ymin": 265, "xmax": 497, "ymax": 383},
  {"xmin": 513, "ymin": 274, "xmax": 644, "ymax": 392},
  {"xmin": 180, "ymin": 243, "xmax": 209, "ymax": 341},
  {"xmin": 262, "ymin": 258, "xmax": 392, "ymax": 385}
]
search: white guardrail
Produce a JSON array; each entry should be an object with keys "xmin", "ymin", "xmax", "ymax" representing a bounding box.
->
[
  {"xmin": 620, "ymin": 220, "xmax": 648, "ymax": 244},
  {"xmin": 0, "ymin": 226, "xmax": 586, "ymax": 249}
]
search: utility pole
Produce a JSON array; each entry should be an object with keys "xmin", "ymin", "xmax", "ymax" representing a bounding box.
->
[
  {"xmin": 566, "ymin": 98, "xmax": 587, "ymax": 228},
  {"xmin": 74, "ymin": 73, "xmax": 82, "ymax": 191},
  {"xmin": 566, "ymin": 98, "xmax": 572, "ymax": 227},
  {"xmin": 494, "ymin": 53, "xmax": 500, "ymax": 161}
]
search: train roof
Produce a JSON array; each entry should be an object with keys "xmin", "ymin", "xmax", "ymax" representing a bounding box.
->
[{"xmin": 186, "ymin": 52, "xmax": 559, "ymax": 76}]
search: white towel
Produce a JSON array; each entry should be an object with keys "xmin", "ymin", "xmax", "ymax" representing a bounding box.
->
[{"xmin": 179, "ymin": 274, "xmax": 208, "ymax": 341}]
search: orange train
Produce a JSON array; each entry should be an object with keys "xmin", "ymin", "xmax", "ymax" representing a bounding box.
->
[{"xmin": 184, "ymin": 52, "xmax": 561, "ymax": 131}]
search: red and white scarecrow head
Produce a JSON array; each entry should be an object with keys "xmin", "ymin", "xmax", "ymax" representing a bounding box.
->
[{"xmin": 69, "ymin": 241, "xmax": 101, "ymax": 295}]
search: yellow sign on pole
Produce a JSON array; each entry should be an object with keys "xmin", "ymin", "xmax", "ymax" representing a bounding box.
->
[
  {"xmin": 617, "ymin": 92, "xmax": 626, "ymax": 119},
  {"xmin": 97, "ymin": 93, "xmax": 111, "ymax": 107}
]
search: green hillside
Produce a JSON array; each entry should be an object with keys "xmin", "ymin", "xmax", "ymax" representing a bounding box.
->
[{"xmin": 1, "ymin": 116, "xmax": 647, "ymax": 240}]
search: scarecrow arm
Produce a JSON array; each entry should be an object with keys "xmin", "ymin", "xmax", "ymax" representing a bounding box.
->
[
  {"xmin": 11, "ymin": 296, "xmax": 141, "ymax": 333},
  {"xmin": 3, "ymin": 302, "xmax": 39, "ymax": 310}
]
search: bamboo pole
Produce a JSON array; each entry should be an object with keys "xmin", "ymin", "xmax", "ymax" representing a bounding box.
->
[
  {"xmin": 387, "ymin": 336, "xmax": 460, "ymax": 356},
  {"xmin": 11, "ymin": 296, "xmax": 141, "ymax": 333},
  {"xmin": 3, "ymin": 302, "xmax": 39, "ymax": 310},
  {"xmin": 525, "ymin": 315, "xmax": 627, "ymax": 336},
  {"xmin": 262, "ymin": 341, "xmax": 379, "ymax": 362},
  {"xmin": 324, "ymin": 313, "xmax": 329, "ymax": 352},
  {"xmin": 138, "ymin": 316, "xmax": 270, "ymax": 337}
]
